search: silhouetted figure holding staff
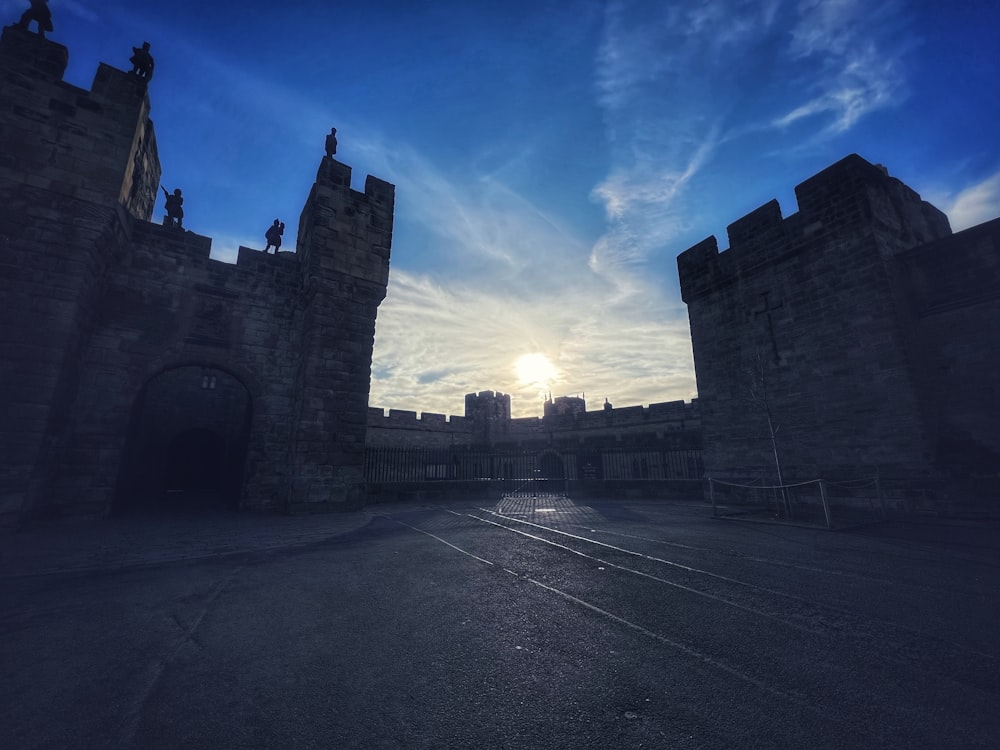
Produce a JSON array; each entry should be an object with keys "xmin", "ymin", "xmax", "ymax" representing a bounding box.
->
[
  {"xmin": 129, "ymin": 41, "xmax": 154, "ymax": 81},
  {"xmin": 161, "ymin": 186, "xmax": 183, "ymax": 228},
  {"xmin": 264, "ymin": 219, "xmax": 284, "ymax": 253},
  {"xmin": 325, "ymin": 128, "xmax": 338, "ymax": 158},
  {"xmin": 17, "ymin": 0, "xmax": 53, "ymax": 37}
]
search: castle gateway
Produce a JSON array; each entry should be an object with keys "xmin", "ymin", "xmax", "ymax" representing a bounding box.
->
[{"xmin": 0, "ymin": 27, "xmax": 394, "ymax": 523}]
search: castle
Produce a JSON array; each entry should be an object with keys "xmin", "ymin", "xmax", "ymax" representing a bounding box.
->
[
  {"xmin": 2, "ymin": 25, "xmax": 996, "ymax": 525},
  {"xmin": 367, "ymin": 392, "xmax": 699, "ymax": 449},
  {"xmin": 0, "ymin": 26, "xmax": 394, "ymax": 523},
  {"xmin": 678, "ymin": 155, "xmax": 1000, "ymax": 506}
]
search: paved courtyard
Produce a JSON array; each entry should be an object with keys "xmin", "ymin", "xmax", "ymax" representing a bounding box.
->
[{"xmin": 2, "ymin": 497, "xmax": 998, "ymax": 748}]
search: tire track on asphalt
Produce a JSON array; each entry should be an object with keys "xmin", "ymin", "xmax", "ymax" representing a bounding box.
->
[
  {"xmin": 451, "ymin": 509, "xmax": 801, "ymax": 630},
  {"xmin": 438, "ymin": 505, "xmax": 1000, "ymax": 702},
  {"xmin": 568, "ymin": 521, "xmax": 993, "ymax": 598},
  {"xmin": 391, "ymin": 507, "xmax": 1000, "ymax": 745},
  {"xmin": 380, "ymin": 512, "xmax": 855, "ymax": 735},
  {"xmin": 473, "ymin": 506, "xmax": 1000, "ymax": 663}
]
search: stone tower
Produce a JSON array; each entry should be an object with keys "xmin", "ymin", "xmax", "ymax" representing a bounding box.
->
[
  {"xmin": 464, "ymin": 391, "xmax": 511, "ymax": 443},
  {"xmin": 677, "ymin": 154, "xmax": 1000, "ymax": 503},
  {"xmin": 0, "ymin": 26, "xmax": 394, "ymax": 524}
]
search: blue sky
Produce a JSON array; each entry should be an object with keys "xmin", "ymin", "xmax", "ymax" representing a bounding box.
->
[{"xmin": 21, "ymin": 0, "xmax": 1000, "ymax": 417}]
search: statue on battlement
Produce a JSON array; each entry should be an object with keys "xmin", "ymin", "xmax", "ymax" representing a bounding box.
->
[
  {"xmin": 16, "ymin": 0, "xmax": 53, "ymax": 37},
  {"xmin": 325, "ymin": 128, "xmax": 338, "ymax": 158},
  {"xmin": 161, "ymin": 186, "xmax": 183, "ymax": 228},
  {"xmin": 264, "ymin": 219, "xmax": 285, "ymax": 253},
  {"xmin": 129, "ymin": 41, "xmax": 154, "ymax": 81}
]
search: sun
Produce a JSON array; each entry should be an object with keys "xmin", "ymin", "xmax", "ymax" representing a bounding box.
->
[{"xmin": 515, "ymin": 353, "xmax": 557, "ymax": 389}]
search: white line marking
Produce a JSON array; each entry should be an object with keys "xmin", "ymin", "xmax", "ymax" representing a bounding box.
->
[
  {"xmin": 476, "ymin": 506, "xmax": 806, "ymax": 601},
  {"xmin": 384, "ymin": 512, "xmax": 844, "ymax": 726},
  {"xmin": 468, "ymin": 506, "xmax": 999, "ymax": 662},
  {"xmin": 448, "ymin": 509, "xmax": 786, "ymax": 625},
  {"xmin": 385, "ymin": 516, "xmax": 495, "ymax": 566}
]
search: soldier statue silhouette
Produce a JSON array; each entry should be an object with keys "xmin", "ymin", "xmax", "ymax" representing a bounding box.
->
[
  {"xmin": 17, "ymin": 0, "xmax": 53, "ymax": 37},
  {"xmin": 161, "ymin": 186, "xmax": 183, "ymax": 228},
  {"xmin": 129, "ymin": 41, "xmax": 154, "ymax": 81}
]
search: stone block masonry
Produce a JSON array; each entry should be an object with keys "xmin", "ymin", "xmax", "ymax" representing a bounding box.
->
[
  {"xmin": 0, "ymin": 27, "xmax": 394, "ymax": 524},
  {"xmin": 367, "ymin": 391, "xmax": 700, "ymax": 452},
  {"xmin": 677, "ymin": 154, "xmax": 1000, "ymax": 506}
]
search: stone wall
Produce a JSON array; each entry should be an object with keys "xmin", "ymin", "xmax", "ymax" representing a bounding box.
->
[
  {"xmin": 366, "ymin": 408, "xmax": 472, "ymax": 447},
  {"xmin": 367, "ymin": 395, "xmax": 700, "ymax": 451},
  {"xmin": 0, "ymin": 28, "xmax": 394, "ymax": 523},
  {"xmin": 0, "ymin": 27, "xmax": 159, "ymax": 521},
  {"xmin": 677, "ymin": 154, "xmax": 997, "ymax": 501},
  {"xmin": 892, "ymin": 218, "xmax": 1000, "ymax": 485},
  {"xmin": 289, "ymin": 160, "xmax": 394, "ymax": 511},
  {"xmin": 507, "ymin": 399, "xmax": 699, "ymax": 448}
]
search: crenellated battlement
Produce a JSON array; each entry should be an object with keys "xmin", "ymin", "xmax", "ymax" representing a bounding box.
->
[
  {"xmin": 677, "ymin": 154, "xmax": 951, "ymax": 303},
  {"xmin": 366, "ymin": 395, "xmax": 700, "ymax": 449},
  {"xmin": 296, "ymin": 157, "xmax": 395, "ymax": 291},
  {"xmin": 677, "ymin": 153, "xmax": 999, "ymax": 497},
  {"xmin": 510, "ymin": 399, "xmax": 699, "ymax": 436},
  {"xmin": 0, "ymin": 25, "xmax": 397, "ymax": 518},
  {"xmin": 0, "ymin": 25, "xmax": 160, "ymax": 222},
  {"xmin": 368, "ymin": 407, "xmax": 469, "ymax": 430},
  {"xmin": 0, "ymin": 22, "xmax": 67, "ymax": 79}
]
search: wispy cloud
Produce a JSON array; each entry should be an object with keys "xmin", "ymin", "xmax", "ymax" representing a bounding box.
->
[
  {"xmin": 775, "ymin": 0, "xmax": 907, "ymax": 134},
  {"xmin": 775, "ymin": 41, "xmax": 902, "ymax": 134},
  {"xmin": 933, "ymin": 170, "xmax": 1000, "ymax": 232},
  {"xmin": 589, "ymin": 0, "xmax": 914, "ymax": 283},
  {"xmin": 589, "ymin": 1, "xmax": 785, "ymax": 288},
  {"xmin": 370, "ymin": 267, "xmax": 696, "ymax": 418},
  {"xmin": 589, "ymin": 126, "xmax": 719, "ymax": 290},
  {"xmin": 366, "ymin": 143, "xmax": 696, "ymax": 417}
]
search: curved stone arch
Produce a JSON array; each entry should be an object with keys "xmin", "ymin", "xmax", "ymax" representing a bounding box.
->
[
  {"xmin": 134, "ymin": 352, "xmax": 265, "ymax": 402},
  {"xmin": 113, "ymin": 354, "xmax": 261, "ymax": 515}
]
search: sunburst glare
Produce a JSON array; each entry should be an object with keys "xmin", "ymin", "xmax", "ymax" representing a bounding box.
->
[{"xmin": 515, "ymin": 352, "xmax": 558, "ymax": 392}]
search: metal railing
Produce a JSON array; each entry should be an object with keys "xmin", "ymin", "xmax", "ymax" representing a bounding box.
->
[{"xmin": 364, "ymin": 446, "xmax": 703, "ymax": 484}]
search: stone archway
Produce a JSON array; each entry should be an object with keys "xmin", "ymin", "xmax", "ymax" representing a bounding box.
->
[
  {"xmin": 113, "ymin": 365, "xmax": 252, "ymax": 515},
  {"xmin": 164, "ymin": 428, "xmax": 225, "ymax": 492}
]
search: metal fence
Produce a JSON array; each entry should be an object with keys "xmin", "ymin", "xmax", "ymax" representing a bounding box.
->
[{"xmin": 364, "ymin": 445, "xmax": 703, "ymax": 485}]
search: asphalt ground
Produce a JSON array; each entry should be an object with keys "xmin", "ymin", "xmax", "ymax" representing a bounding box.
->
[{"xmin": 1, "ymin": 496, "xmax": 998, "ymax": 749}]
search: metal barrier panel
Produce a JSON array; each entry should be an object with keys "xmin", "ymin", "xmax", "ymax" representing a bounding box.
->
[{"xmin": 365, "ymin": 446, "xmax": 703, "ymax": 485}]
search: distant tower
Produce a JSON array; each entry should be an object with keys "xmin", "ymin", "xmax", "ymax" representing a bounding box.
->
[
  {"xmin": 544, "ymin": 395, "xmax": 586, "ymax": 419},
  {"xmin": 464, "ymin": 391, "xmax": 511, "ymax": 443}
]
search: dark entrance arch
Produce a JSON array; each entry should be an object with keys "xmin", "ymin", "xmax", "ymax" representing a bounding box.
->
[
  {"xmin": 539, "ymin": 451, "xmax": 565, "ymax": 480},
  {"xmin": 164, "ymin": 428, "xmax": 225, "ymax": 492},
  {"xmin": 537, "ymin": 451, "xmax": 566, "ymax": 494},
  {"xmin": 113, "ymin": 365, "xmax": 252, "ymax": 515}
]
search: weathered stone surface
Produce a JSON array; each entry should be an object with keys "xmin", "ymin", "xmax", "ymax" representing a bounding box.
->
[
  {"xmin": 0, "ymin": 28, "xmax": 394, "ymax": 524},
  {"xmin": 676, "ymin": 154, "xmax": 999, "ymax": 505}
]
